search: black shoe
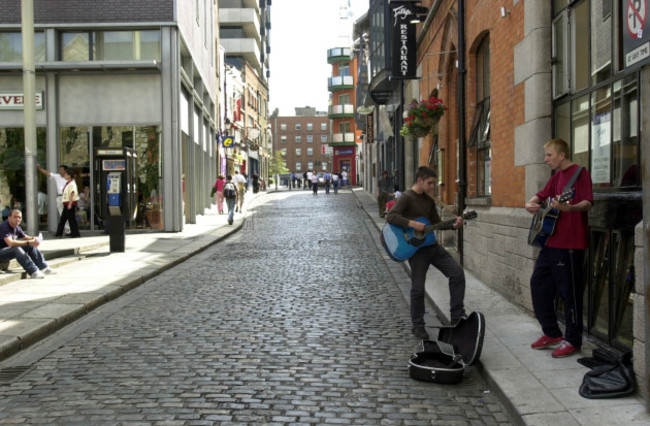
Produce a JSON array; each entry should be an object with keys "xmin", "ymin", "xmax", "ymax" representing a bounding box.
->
[
  {"xmin": 228, "ymin": 220, "xmax": 233, "ymax": 225},
  {"xmin": 55, "ymin": 234, "xmax": 63, "ymax": 238},
  {"xmin": 412, "ymin": 326, "xmax": 429, "ymax": 340}
]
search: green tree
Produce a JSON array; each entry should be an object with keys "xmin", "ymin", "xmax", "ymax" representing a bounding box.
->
[{"xmin": 268, "ymin": 151, "xmax": 289, "ymax": 189}]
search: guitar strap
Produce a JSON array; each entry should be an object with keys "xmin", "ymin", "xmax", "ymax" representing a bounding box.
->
[{"xmin": 563, "ymin": 166, "xmax": 583, "ymax": 193}]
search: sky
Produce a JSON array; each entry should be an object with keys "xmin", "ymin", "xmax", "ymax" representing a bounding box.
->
[{"xmin": 268, "ymin": 0, "xmax": 368, "ymax": 116}]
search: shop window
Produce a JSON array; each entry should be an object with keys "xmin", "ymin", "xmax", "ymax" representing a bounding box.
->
[
  {"xmin": 553, "ymin": 1, "xmax": 620, "ymax": 96},
  {"xmin": 0, "ymin": 32, "xmax": 45, "ymax": 62},
  {"xmin": 555, "ymin": 70, "xmax": 640, "ymax": 348},
  {"xmin": 0, "ymin": 127, "xmax": 47, "ymax": 228}
]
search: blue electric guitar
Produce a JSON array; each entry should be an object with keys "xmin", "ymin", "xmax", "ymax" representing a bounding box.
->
[
  {"xmin": 381, "ymin": 211, "xmax": 477, "ymax": 262},
  {"xmin": 527, "ymin": 189, "xmax": 575, "ymax": 248}
]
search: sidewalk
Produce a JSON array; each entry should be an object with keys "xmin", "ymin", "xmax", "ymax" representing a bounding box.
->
[
  {"xmin": 352, "ymin": 187, "xmax": 649, "ymax": 426},
  {"xmin": 0, "ymin": 191, "xmax": 264, "ymax": 363}
]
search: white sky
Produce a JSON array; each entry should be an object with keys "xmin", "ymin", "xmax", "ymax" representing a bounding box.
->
[{"xmin": 268, "ymin": 0, "xmax": 368, "ymax": 116}]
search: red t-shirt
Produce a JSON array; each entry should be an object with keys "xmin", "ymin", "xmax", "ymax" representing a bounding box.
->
[{"xmin": 536, "ymin": 164, "xmax": 593, "ymax": 249}]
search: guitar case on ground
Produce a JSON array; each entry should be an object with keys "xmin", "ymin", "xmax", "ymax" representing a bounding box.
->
[{"xmin": 408, "ymin": 311, "xmax": 485, "ymax": 384}]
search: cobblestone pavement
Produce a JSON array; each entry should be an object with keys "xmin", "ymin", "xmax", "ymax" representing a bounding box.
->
[{"xmin": 0, "ymin": 191, "xmax": 513, "ymax": 425}]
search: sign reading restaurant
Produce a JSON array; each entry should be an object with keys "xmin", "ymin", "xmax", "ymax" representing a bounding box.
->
[
  {"xmin": 390, "ymin": 1, "xmax": 418, "ymax": 80},
  {"xmin": 0, "ymin": 92, "xmax": 44, "ymax": 110}
]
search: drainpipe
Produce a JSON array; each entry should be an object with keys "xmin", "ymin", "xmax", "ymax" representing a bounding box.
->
[{"xmin": 457, "ymin": 0, "xmax": 467, "ymax": 265}]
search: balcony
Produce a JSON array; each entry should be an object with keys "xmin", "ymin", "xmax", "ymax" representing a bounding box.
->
[
  {"xmin": 219, "ymin": 8, "xmax": 261, "ymax": 43},
  {"xmin": 329, "ymin": 132, "xmax": 356, "ymax": 145},
  {"xmin": 220, "ymin": 38, "xmax": 262, "ymax": 71},
  {"xmin": 328, "ymin": 104, "xmax": 355, "ymax": 119},
  {"xmin": 327, "ymin": 75, "xmax": 354, "ymax": 91},
  {"xmin": 327, "ymin": 47, "xmax": 352, "ymax": 64}
]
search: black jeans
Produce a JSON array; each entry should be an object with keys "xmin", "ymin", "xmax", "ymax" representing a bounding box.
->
[
  {"xmin": 408, "ymin": 243, "xmax": 466, "ymax": 327},
  {"xmin": 530, "ymin": 247, "xmax": 584, "ymax": 348}
]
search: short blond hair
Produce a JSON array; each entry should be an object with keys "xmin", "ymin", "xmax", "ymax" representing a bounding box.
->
[{"xmin": 544, "ymin": 138, "xmax": 570, "ymax": 158}]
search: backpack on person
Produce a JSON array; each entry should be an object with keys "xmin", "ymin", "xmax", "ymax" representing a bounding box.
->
[{"xmin": 223, "ymin": 182, "xmax": 237, "ymax": 199}]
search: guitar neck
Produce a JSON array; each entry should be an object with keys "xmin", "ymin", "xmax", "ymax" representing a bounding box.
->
[{"xmin": 423, "ymin": 218, "xmax": 457, "ymax": 233}]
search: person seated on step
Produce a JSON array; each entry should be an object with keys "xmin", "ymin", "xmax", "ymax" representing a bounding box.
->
[{"xmin": 0, "ymin": 209, "xmax": 54, "ymax": 279}]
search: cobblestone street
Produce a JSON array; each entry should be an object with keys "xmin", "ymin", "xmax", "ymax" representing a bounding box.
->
[{"xmin": 0, "ymin": 191, "xmax": 512, "ymax": 425}]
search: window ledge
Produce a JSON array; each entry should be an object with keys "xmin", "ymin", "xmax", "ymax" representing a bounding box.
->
[{"xmin": 465, "ymin": 196, "xmax": 491, "ymax": 206}]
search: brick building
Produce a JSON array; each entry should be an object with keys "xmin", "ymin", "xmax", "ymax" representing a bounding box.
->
[
  {"xmin": 356, "ymin": 0, "xmax": 649, "ymax": 399},
  {"xmin": 269, "ymin": 110, "xmax": 330, "ymax": 186}
]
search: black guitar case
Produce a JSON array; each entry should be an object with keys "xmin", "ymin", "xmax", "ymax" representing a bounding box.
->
[{"xmin": 408, "ymin": 311, "xmax": 485, "ymax": 384}]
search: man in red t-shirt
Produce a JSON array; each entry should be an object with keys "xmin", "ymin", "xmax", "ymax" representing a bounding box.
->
[{"xmin": 525, "ymin": 138, "xmax": 593, "ymax": 358}]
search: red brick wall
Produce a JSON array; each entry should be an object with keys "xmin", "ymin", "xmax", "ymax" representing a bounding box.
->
[{"xmin": 414, "ymin": 0, "xmax": 525, "ymax": 208}]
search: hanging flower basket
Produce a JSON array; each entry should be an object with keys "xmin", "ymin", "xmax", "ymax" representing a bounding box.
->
[{"xmin": 400, "ymin": 97, "xmax": 446, "ymax": 137}]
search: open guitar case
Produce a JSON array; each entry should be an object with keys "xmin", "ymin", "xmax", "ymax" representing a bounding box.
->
[{"xmin": 408, "ymin": 311, "xmax": 485, "ymax": 384}]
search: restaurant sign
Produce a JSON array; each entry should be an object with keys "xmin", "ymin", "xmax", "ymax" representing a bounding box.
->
[{"xmin": 390, "ymin": 1, "xmax": 418, "ymax": 79}]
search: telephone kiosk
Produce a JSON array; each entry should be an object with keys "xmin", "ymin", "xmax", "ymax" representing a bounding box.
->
[{"xmin": 94, "ymin": 147, "xmax": 137, "ymax": 252}]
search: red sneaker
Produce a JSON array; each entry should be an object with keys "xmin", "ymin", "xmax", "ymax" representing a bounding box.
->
[
  {"xmin": 531, "ymin": 334, "xmax": 563, "ymax": 350},
  {"xmin": 552, "ymin": 341, "xmax": 578, "ymax": 358}
]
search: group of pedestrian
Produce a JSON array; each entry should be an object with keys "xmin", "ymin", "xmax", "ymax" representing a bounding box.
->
[
  {"xmin": 385, "ymin": 138, "xmax": 592, "ymax": 359},
  {"xmin": 212, "ymin": 170, "xmax": 250, "ymax": 225}
]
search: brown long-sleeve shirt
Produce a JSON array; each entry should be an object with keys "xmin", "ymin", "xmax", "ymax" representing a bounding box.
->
[{"xmin": 385, "ymin": 189, "xmax": 441, "ymax": 229}]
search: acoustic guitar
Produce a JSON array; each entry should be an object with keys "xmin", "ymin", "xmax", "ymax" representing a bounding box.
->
[
  {"xmin": 527, "ymin": 189, "xmax": 574, "ymax": 247},
  {"xmin": 381, "ymin": 211, "xmax": 478, "ymax": 262}
]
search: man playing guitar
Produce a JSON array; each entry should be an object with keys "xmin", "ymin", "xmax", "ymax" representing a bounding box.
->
[
  {"xmin": 386, "ymin": 166, "xmax": 467, "ymax": 340},
  {"xmin": 525, "ymin": 138, "xmax": 593, "ymax": 358}
]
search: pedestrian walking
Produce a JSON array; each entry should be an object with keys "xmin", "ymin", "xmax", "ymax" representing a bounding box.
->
[
  {"xmin": 310, "ymin": 171, "xmax": 319, "ymax": 195},
  {"xmin": 252, "ymin": 173, "xmax": 260, "ymax": 194},
  {"xmin": 332, "ymin": 172, "xmax": 340, "ymax": 194},
  {"xmin": 37, "ymin": 163, "xmax": 70, "ymax": 234},
  {"xmin": 377, "ymin": 170, "xmax": 394, "ymax": 217},
  {"xmin": 0, "ymin": 209, "xmax": 54, "ymax": 279},
  {"xmin": 233, "ymin": 170, "xmax": 246, "ymax": 212},
  {"xmin": 55, "ymin": 170, "xmax": 81, "ymax": 238},
  {"xmin": 323, "ymin": 170, "xmax": 331, "ymax": 194},
  {"xmin": 525, "ymin": 138, "xmax": 593, "ymax": 358},
  {"xmin": 341, "ymin": 170, "xmax": 348, "ymax": 187},
  {"xmin": 213, "ymin": 174, "xmax": 226, "ymax": 214},
  {"xmin": 223, "ymin": 175, "xmax": 238, "ymax": 225},
  {"xmin": 291, "ymin": 172, "xmax": 297, "ymax": 189},
  {"xmin": 386, "ymin": 166, "xmax": 468, "ymax": 340}
]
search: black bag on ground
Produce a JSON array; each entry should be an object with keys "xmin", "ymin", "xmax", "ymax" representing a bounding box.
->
[
  {"xmin": 408, "ymin": 311, "xmax": 485, "ymax": 384},
  {"xmin": 578, "ymin": 350, "xmax": 636, "ymax": 399}
]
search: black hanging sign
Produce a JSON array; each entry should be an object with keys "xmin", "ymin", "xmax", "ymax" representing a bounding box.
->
[{"xmin": 390, "ymin": 1, "xmax": 418, "ymax": 79}]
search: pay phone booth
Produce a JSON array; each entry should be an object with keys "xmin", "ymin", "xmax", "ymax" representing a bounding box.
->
[{"xmin": 94, "ymin": 148, "xmax": 137, "ymax": 252}]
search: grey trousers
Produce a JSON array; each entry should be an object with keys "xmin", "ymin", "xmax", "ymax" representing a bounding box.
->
[{"xmin": 407, "ymin": 243, "xmax": 466, "ymax": 327}]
